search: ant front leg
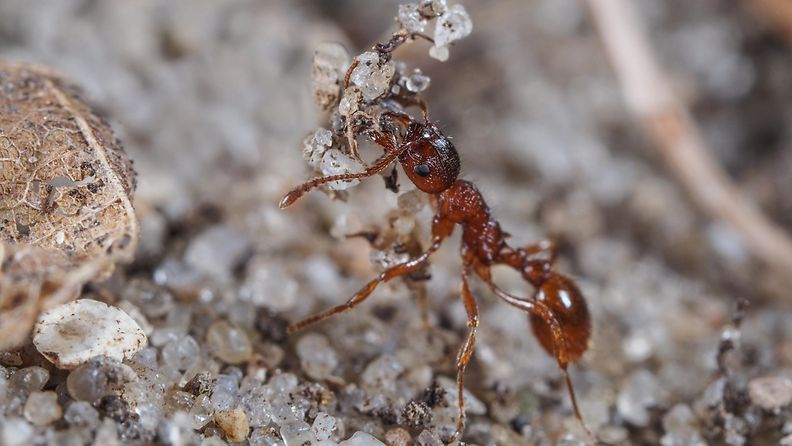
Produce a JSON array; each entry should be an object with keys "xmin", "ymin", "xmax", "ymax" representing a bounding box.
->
[
  {"xmin": 287, "ymin": 237, "xmax": 445, "ymax": 333},
  {"xmin": 446, "ymin": 266, "xmax": 479, "ymax": 444}
]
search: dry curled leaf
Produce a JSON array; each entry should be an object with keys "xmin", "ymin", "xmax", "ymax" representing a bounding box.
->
[{"xmin": 0, "ymin": 62, "xmax": 138, "ymax": 350}]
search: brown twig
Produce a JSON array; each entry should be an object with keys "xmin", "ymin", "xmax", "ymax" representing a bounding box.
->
[{"xmin": 586, "ymin": 0, "xmax": 792, "ymax": 278}]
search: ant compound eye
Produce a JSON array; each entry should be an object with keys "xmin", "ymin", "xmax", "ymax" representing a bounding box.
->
[{"xmin": 414, "ymin": 164, "xmax": 431, "ymax": 177}]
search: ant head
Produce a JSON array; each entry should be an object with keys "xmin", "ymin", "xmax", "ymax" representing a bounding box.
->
[{"xmin": 400, "ymin": 122, "xmax": 460, "ymax": 194}]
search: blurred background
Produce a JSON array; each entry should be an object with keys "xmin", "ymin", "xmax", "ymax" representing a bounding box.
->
[{"xmin": 2, "ymin": 0, "xmax": 792, "ymax": 444}]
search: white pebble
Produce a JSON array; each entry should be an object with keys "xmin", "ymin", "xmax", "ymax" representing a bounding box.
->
[
  {"xmin": 33, "ymin": 299, "xmax": 147, "ymax": 369},
  {"xmin": 361, "ymin": 355, "xmax": 404, "ymax": 394},
  {"xmin": 23, "ymin": 391, "xmax": 62, "ymax": 426},
  {"xmin": 321, "ymin": 149, "xmax": 365, "ymax": 190},
  {"xmin": 312, "ymin": 412, "xmax": 337, "ymax": 441},
  {"xmin": 338, "ymin": 88, "xmax": 362, "ymax": 117},
  {"xmin": 434, "ymin": 4, "xmax": 472, "ymax": 47},
  {"xmin": 398, "ymin": 3, "xmax": 427, "ymax": 33},
  {"xmin": 162, "ymin": 335, "xmax": 201, "ymax": 371},
  {"xmin": 303, "ymin": 128, "xmax": 334, "ymax": 170},
  {"xmin": 296, "ymin": 333, "xmax": 339, "ymax": 380},
  {"xmin": 748, "ymin": 376, "xmax": 792, "ymax": 410},
  {"xmin": 617, "ymin": 370, "xmax": 662, "ymax": 426},
  {"xmin": 184, "ymin": 225, "xmax": 251, "ymax": 282},
  {"xmin": 339, "ymin": 431, "xmax": 385, "ymax": 446},
  {"xmin": 405, "ymin": 71, "xmax": 431, "ymax": 93},
  {"xmin": 416, "ymin": 430, "xmax": 443, "ymax": 446},
  {"xmin": 280, "ymin": 420, "xmax": 316, "ymax": 445},
  {"xmin": 428, "ymin": 45, "xmax": 449, "ymax": 62},
  {"xmin": 0, "ymin": 417, "xmax": 34, "ymax": 446},
  {"xmin": 312, "ymin": 42, "xmax": 350, "ymax": 110},
  {"xmin": 429, "ymin": 3, "xmax": 472, "ymax": 61},
  {"xmin": 207, "ymin": 320, "xmax": 253, "ymax": 365},
  {"xmin": 349, "ymin": 52, "xmax": 395, "ymax": 101},
  {"xmin": 430, "ymin": 0, "xmax": 448, "ymax": 14}
]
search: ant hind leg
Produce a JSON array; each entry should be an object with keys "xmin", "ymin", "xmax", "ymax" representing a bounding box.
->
[{"xmin": 445, "ymin": 267, "xmax": 479, "ymax": 444}]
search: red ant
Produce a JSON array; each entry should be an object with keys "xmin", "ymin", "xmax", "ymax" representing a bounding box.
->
[{"xmin": 280, "ymin": 112, "xmax": 594, "ymax": 443}]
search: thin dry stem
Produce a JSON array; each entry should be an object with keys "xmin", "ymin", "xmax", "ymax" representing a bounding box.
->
[{"xmin": 587, "ymin": 0, "xmax": 792, "ymax": 278}]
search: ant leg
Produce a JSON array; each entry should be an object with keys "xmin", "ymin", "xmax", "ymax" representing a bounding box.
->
[
  {"xmin": 410, "ymin": 283, "xmax": 431, "ymax": 329},
  {"xmin": 279, "ymin": 143, "xmax": 407, "ymax": 208},
  {"xmin": 446, "ymin": 267, "xmax": 479, "ymax": 444},
  {"xmin": 287, "ymin": 238, "xmax": 444, "ymax": 333},
  {"xmin": 487, "ymin": 282, "xmax": 597, "ymax": 444}
]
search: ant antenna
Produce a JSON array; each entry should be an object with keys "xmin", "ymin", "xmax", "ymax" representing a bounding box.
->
[{"xmin": 279, "ymin": 143, "xmax": 407, "ymax": 209}]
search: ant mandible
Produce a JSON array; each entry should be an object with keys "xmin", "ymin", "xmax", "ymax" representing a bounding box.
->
[{"xmin": 280, "ymin": 36, "xmax": 594, "ymax": 445}]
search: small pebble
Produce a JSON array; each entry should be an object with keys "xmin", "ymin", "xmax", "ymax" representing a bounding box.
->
[
  {"xmin": 312, "ymin": 42, "xmax": 350, "ymax": 110},
  {"xmin": 340, "ymin": 431, "xmax": 386, "ymax": 446},
  {"xmin": 361, "ymin": 355, "xmax": 404, "ymax": 394},
  {"xmin": 660, "ymin": 403, "xmax": 705, "ymax": 446},
  {"xmin": 297, "ymin": 333, "xmax": 339, "ymax": 380},
  {"xmin": 429, "ymin": 4, "xmax": 472, "ymax": 61},
  {"xmin": 491, "ymin": 424, "xmax": 530, "ymax": 446},
  {"xmin": 0, "ymin": 417, "xmax": 34, "ymax": 446},
  {"xmin": 96, "ymin": 395, "xmax": 131, "ymax": 423},
  {"xmin": 280, "ymin": 420, "xmax": 316, "ymax": 445},
  {"xmin": 33, "ymin": 299, "xmax": 147, "ymax": 369},
  {"xmin": 349, "ymin": 52, "xmax": 395, "ymax": 101},
  {"xmin": 214, "ymin": 407, "xmax": 249, "ymax": 443},
  {"xmin": 23, "ymin": 391, "xmax": 62, "ymax": 426},
  {"xmin": 403, "ymin": 400, "xmax": 432, "ymax": 430},
  {"xmin": 10, "ymin": 366, "xmax": 49, "ymax": 393},
  {"xmin": 211, "ymin": 373, "xmax": 240, "ymax": 411},
  {"xmin": 617, "ymin": 370, "xmax": 662, "ymax": 426},
  {"xmin": 190, "ymin": 394, "xmax": 214, "ymax": 430},
  {"xmin": 158, "ymin": 411, "xmax": 196, "ymax": 445},
  {"xmin": 312, "ymin": 412, "xmax": 337, "ymax": 441},
  {"xmin": 185, "ymin": 226, "xmax": 251, "ymax": 282},
  {"xmin": 385, "ymin": 427, "xmax": 412, "ymax": 446},
  {"xmin": 415, "ymin": 430, "xmax": 442, "ymax": 446},
  {"xmin": 64, "ymin": 401, "xmax": 100, "ymax": 429},
  {"xmin": 162, "ymin": 335, "xmax": 201, "ymax": 371},
  {"xmin": 321, "ymin": 149, "xmax": 365, "ymax": 191},
  {"xmin": 398, "ymin": 4, "xmax": 426, "ymax": 33},
  {"xmin": 207, "ymin": 321, "xmax": 253, "ymax": 364},
  {"xmin": 184, "ymin": 371, "xmax": 213, "ymax": 396},
  {"xmin": 405, "ymin": 71, "xmax": 431, "ymax": 93},
  {"xmin": 748, "ymin": 376, "xmax": 792, "ymax": 410},
  {"xmin": 338, "ymin": 87, "xmax": 362, "ymax": 116},
  {"xmin": 67, "ymin": 356, "xmax": 137, "ymax": 402}
]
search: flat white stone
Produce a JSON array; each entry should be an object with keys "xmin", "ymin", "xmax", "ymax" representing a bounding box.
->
[{"xmin": 33, "ymin": 299, "xmax": 147, "ymax": 369}]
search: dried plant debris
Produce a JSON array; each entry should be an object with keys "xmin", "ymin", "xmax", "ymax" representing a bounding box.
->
[
  {"xmin": 0, "ymin": 62, "xmax": 138, "ymax": 350},
  {"xmin": 302, "ymin": 1, "xmax": 472, "ymax": 200}
]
